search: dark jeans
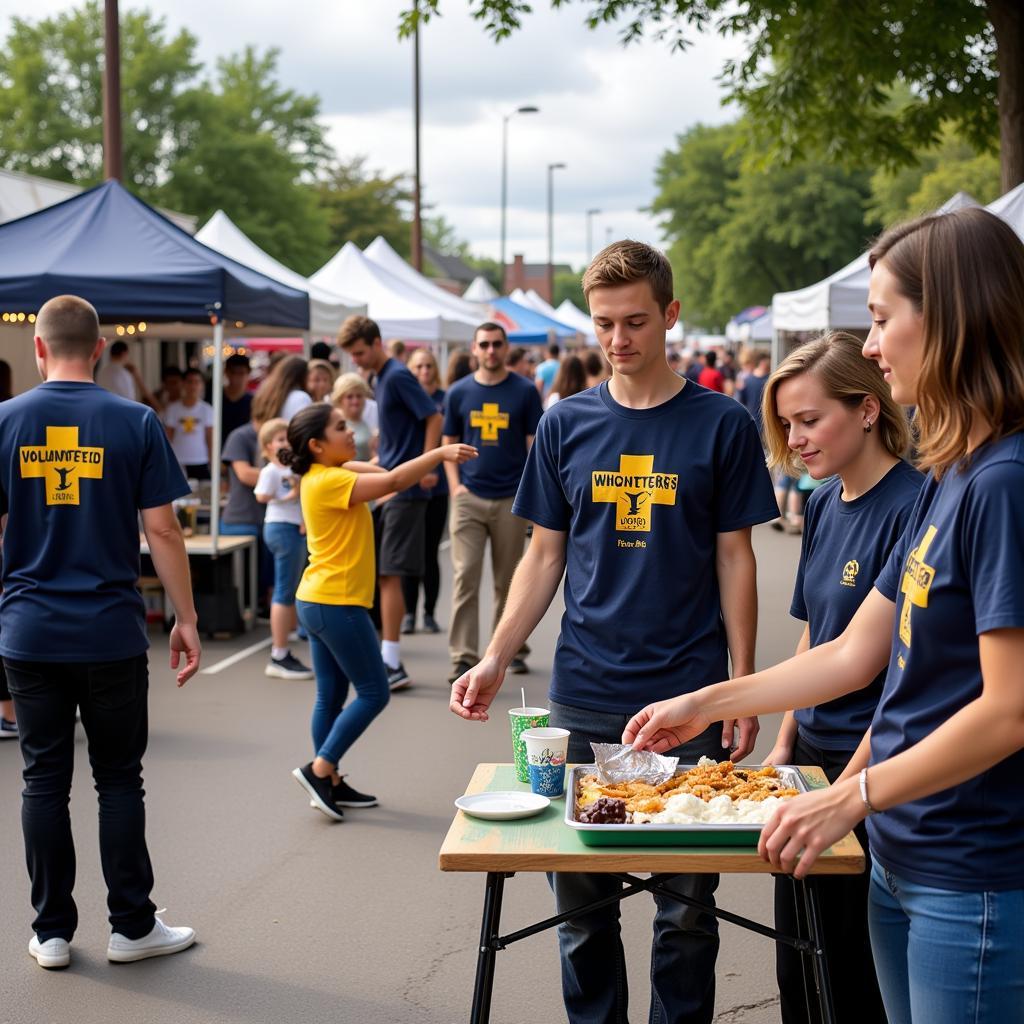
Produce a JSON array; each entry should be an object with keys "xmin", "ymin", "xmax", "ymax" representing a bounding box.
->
[
  {"xmin": 775, "ymin": 733, "xmax": 886, "ymax": 1024},
  {"xmin": 5, "ymin": 655, "xmax": 157, "ymax": 943},
  {"xmin": 548, "ymin": 699, "xmax": 723, "ymax": 1024},
  {"xmin": 400, "ymin": 492, "xmax": 448, "ymax": 619}
]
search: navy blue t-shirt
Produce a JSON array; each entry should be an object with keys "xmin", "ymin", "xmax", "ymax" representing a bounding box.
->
[
  {"xmin": 425, "ymin": 387, "xmax": 448, "ymax": 497},
  {"xmin": 513, "ymin": 380, "xmax": 778, "ymax": 713},
  {"xmin": 737, "ymin": 373, "xmax": 767, "ymax": 437},
  {"xmin": 790, "ymin": 461, "xmax": 922, "ymax": 750},
  {"xmin": 444, "ymin": 373, "xmax": 544, "ymax": 499},
  {"xmin": 0, "ymin": 381, "xmax": 189, "ymax": 662},
  {"xmin": 374, "ymin": 358, "xmax": 439, "ymax": 500},
  {"xmin": 870, "ymin": 434, "xmax": 1024, "ymax": 891}
]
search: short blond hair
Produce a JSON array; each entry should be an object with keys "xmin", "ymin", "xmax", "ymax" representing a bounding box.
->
[
  {"xmin": 258, "ymin": 417, "xmax": 289, "ymax": 450},
  {"xmin": 36, "ymin": 294, "xmax": 100, "ymax": 359},
  {"xmin": 762, "ymin": 331, "xmax": 912, "ymax": 477},
  {"xmin": 582, "ymin": 240, "xmax": 674, "ymax": 312},
  {"xmin": 331, "ymin": 371, "xmax": 372, "ymax": 403}
]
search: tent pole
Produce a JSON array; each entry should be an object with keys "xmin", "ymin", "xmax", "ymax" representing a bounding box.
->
[{"xmin": 210, "ymin": 320, "xmax": 224, "ymax": 553}]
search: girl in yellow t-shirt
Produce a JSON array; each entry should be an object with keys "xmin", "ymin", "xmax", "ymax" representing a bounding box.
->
[{"xmin": 281, "ymin": 403, "xmax": 477, "ymax": 821}]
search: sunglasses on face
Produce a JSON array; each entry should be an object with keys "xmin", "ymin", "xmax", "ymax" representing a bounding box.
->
[{"xmin": 477, "ymin": 340, "xmax": 505, "ymax": 350}]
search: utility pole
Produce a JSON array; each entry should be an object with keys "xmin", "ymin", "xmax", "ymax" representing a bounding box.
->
[
  {"xmin": 546, "ymin": 162, "xmax": 566, "ymax": 304},
  {"xmin": 586, "ymin": 208, "xmax": 602, "ymax": 262},
  {"xmin": 500, "ymin": 105, "xmax": 539, "ymax": 292},
  {"xmin": 102, "ymin": 0, "xmax": 123, "ymax": 181},
  {"xmin": 411, "ymin": 13, "xmax": 423, "ymax": 272}
]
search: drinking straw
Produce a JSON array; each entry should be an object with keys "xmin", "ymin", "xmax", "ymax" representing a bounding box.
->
[{"xmin": 521, "ymin": 687, "xmax": 527, "ymax": 710}]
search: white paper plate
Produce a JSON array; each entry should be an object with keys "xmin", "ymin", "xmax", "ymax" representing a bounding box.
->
[{"xmin": 455, "ymin": 791, "xmax": 550, "ymax": 821}]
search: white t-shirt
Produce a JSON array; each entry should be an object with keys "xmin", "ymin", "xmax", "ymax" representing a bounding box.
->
[
  {"xmin": 363, "ymin": 398, "xmax": 379, "ymax": 435},
  {"xmin": 97, "ymin": 361, "xmax": 136, "ymax": 401},
  {"xmin": 255, "ymin": 462, "xmax": 303, "ymax": 525},
  {"xmin": 280, "ymin": 389, "xmax": 312, "ymax": 421},
  {"xmin": 162, "ymin": 400, "xmax": 214, "ymax": 465}
]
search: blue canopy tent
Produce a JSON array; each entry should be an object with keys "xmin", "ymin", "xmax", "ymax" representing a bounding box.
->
[
  {"xmin": 0, "ymin": 180, "xmax": 311, "ymax": 547},
  {"xmin": 488, "ymin": 297, "xmax": 578, "ymax": 345}
]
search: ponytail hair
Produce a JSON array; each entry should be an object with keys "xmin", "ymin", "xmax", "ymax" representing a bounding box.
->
[{"xmin": 280, "ymin": 404, "xmax": 334, "ymax": 475}]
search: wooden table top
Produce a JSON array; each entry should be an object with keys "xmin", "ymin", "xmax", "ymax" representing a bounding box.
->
[
  {"xmin": 439, "ymin": 764, "xmax": 865, "ymax": 875},
  {"xmin": 139, "ymin": 534, "xmax": 255, "ymax": 556}
]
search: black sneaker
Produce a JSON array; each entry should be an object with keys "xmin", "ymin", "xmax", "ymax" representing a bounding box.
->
[
  {"xmin": 0, "ymin": 716, "xmax": 18, "ymax": 740},
  {"xmin": 509, "ymin": 657, "xmax": 529, "ymax": 675},
  {"xmin": 332, "ymin": 777, "xmax": 378, "ymax": 807},
  {"xmin": 387, "ymin": 663, "xmax": 412, "ymax": 691},
  {"xmin": 421, "ymin": 613, "xmax": 441, "ymax": 634},
  {"xmin": 266, "ymin": 653, "xmax": 315, "ymax": 680},
  {"xmin": 291, "ymin": 763, "xmax": 344, "ymax": 821},
  {"xmin": 400, "ymin": 613, "xmax": 416, "ymax": 635},
  {"xmin": 448, "ymin": 660, "xmax": 472, "ymax": 685}
]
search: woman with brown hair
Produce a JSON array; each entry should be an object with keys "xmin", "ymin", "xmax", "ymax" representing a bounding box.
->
[
  {"xmin": 544, "ymin": 353, "xmax": 586, "ymax": 409},
  {"xmin": 759, "ymin": 330, "xmax": 920, "ymax": 1023},
  {"xmin": 305, "ymin": 359, "xmax": 337, "ymax": 404},
  {"xmin": 401, "ymin": 348, "xmax": 449, "ymax": 634},
  {"xmin": 625, "ymin": 207, "xmax": 1024, "ymax": 1022},
  {"xmin": 251, "ymin": 355, "xmax": 310, "ymax": 425}
]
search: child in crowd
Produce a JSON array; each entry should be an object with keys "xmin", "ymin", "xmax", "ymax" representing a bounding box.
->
[
  {"xmin": 760, "ymin": 331, "xmax": 921, "ymax": 1024},
  {"xmin": 255, "ymin": 418, "xmax": 313, "ymax": 681},
  {"xmin": 625, "ymin": 207, "xmax": 1024, "ymax": 1024},
  {"xmin": 283, "ymin": 404, "xmax": 476, "ymax": 820},
  {"xmin": 162, "ymin": 368, "xmax": 214, "ymax": 478}
]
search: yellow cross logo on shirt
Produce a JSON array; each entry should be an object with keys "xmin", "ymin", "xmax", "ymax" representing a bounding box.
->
[
  {"xmin": 470, "ymin": 403, "xmax": 509, "ymax": 443},
  {"xmin": 899, "ymin": 524, "xmax": 938, "ymax": 648},
  {"xmin": 20, "ymin": 426, "xmax": 104, "ymax": 506},
  {"xmin": 592, "ymin": 454, "xmax": 678, "ymax": 532},
  {"xmin": 181, "ymin": 416, "xmax": 197, "ymax": 434}
]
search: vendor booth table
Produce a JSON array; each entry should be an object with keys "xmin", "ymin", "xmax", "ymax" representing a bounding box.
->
[{"xmin": 441, "ymin": 763, "xmax": 864, "ymax": 1024}]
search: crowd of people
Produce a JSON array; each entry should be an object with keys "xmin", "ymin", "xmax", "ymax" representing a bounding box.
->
[{"xmin": 3, "ymin": 212, "xmax": 1024, "ymax": 1024}]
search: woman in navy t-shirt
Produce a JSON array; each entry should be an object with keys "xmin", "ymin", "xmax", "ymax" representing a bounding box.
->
[
  {"xmin": 760, "ymin": 330, "xmax": 920, "ymax": 1024},
  {"xmin": 625, "ymin": 207, "xmax": 1024, "ymax": 1023}
]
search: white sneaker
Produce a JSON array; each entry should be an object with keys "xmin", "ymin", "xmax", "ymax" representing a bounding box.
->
[
  {"xmin": 29, "ymin": 935, "xmax": 70, "ymax": 969},
  {"xmin": 107, "ymin": 916, "xmax": 195, "ymax": 962}
]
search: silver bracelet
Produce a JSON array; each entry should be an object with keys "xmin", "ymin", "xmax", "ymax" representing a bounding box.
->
[{"xmin": 859, "ymin": 767, "xmax": 881, "ymax": 815}]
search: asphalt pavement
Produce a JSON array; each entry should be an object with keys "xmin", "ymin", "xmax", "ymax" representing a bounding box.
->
[{"xmin": 0, "ymin": 523, "xmax": 805, "ymax": 1024}]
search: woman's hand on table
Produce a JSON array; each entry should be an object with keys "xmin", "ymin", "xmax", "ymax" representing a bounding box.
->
[
  {"xmin": 450, "ymin": 656, "xmax": 504, "ymax": 722},
  {"xmin": 757, "ymin": 779, "xmax": 865, "ymax": 879},
  {"xmin": 621, "ymin": 695, "xmax": 711, "ymax": 753}
]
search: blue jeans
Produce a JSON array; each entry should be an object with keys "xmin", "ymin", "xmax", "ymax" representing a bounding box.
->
[
  {"xmin": 263, "ymin": 522, "xmax": 307, "ymax": 607},
  {"xmin": 295, "ymin": 601, "xmax": 389, "ymax": 766},
  {"xmin": 548, "ymin": 699, "xmax": 723, "ymax": 1024},
  {"xmin": 868, "ymin": 862, "xmax": 1024, "ymax": 1023}
]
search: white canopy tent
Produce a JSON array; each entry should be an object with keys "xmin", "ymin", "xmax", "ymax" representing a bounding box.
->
[
  {"xmin": 552, "ymin": 298, "xmax": 598, "ymax": 346},
  {"xmin": 363, "ymin": 236, "xmax": 489, "ymax": 322},
  {"xmin": 987, "ymin": 180, "xmax": 1024, "ymax": 240},
  {"xmin": 463, "ymin": 275, "xmax": 499, "ymax": 302},
  {"xmin": 196, "ymin": 210, "xmax": 365, "ymax": 337},
  {"xmin": 311, "ymin": 243, "xmax": 477, "ymax": 344},
  {"xmin": 772, "ymin": 191, "xmax": 981, "ymax": 334}
]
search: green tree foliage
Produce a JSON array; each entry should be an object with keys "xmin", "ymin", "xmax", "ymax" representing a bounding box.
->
[
  {"xmin": 651, "ymin": 123, "xmax": 879, "ymax": 329},
  {"xmin": 400, "ymin": 1, "xmax": 1022, "ymax": 191},
  {"xmin": 162, "ymin": 46, "xmax": 331, "ymax": 276},
  {"xmin": 552, "ymin": 270, "xmax": 585, "ymax": 311},
  {"xmin": 0, "ymin": 0, "xmax": 199, "ymax": 195},
  {"xmin": 316, "ymin": 157, "xmax": 413, "ymax": 260}
]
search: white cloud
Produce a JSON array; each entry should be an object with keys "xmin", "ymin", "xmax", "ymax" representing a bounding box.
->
[{"xmin": 3, "ymin": 0, "xmax": 749, "ymax": 266}]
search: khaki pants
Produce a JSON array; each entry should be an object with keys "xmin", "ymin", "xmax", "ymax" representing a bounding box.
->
[{"xmin": 448, "ymin": 491, "xmax": 529, "ymax": 665}]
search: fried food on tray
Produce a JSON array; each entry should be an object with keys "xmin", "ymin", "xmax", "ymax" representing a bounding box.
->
[{"xmin": 576, "ymin": 759, "xmax": 799, "ymax": 819}]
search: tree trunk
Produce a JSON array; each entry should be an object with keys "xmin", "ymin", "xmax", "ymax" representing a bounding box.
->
[{"xmin": 987, "ymin": 0, "xmax": 1024, "ymax": 193}]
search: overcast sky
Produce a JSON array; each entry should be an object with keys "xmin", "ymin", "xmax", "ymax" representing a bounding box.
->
[{"xmin": 2, "ymin": 0, "xmax": 747, "ymax": 268}]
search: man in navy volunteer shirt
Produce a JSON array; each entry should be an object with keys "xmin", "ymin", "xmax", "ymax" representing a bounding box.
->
[
  {"xmin": 337, "ymin": 315, "xmax": 441, "ymax": 691},
  {"xmin": 442, "ymin": 322, "xmax": 543, "ymax": 683},
  {"xmin": 450, "ymin": 243, "xmax": 778, "ymax": 1023},
  {"xmin": 1, "ymin": 295, "xmax": 202, "ymax": 970}
]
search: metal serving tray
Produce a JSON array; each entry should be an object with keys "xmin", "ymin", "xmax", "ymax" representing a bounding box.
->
[{"xmin": 564, "ymin": 764, "xmax": 810, "ymax": 847}]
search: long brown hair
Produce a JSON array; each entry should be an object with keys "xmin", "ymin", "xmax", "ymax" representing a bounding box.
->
[
  {"xmin": 869, "ymin": 207, "xmax": 1024, "ymax": 478},
  {"xmin": 551, "ymin": 354, "xmax": 586, "ymax": 400},
  {"xmin": 762, "ymin": 331, "xmax": 912, "ymax": 476},
  {"xmin": 252, "ymin": 355, "xmax": 309, "ymax": 424}
]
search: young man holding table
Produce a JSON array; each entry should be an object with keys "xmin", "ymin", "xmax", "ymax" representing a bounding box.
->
[{"xmin": 449, "ymin": 242, "xmax": 778, "ymax": 1023}]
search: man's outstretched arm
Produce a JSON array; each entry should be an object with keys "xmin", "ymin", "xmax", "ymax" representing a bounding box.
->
[{"xmin": 449, "ymin": 523, "xmax": 566, "ymax": 721}]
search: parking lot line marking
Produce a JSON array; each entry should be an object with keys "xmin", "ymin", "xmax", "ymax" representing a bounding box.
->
[{"xmin": 201, "ymin": 636, "xmax": 273, "ymax": 675}]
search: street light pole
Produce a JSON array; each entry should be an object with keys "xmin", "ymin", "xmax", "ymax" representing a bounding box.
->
[
  {"xmin": 411, "ymin": 14, "xmax": 423, "ymax": 272},
  {"xmin": 586, "ymin": 207, "xmax": 602, "ymax": 262},
  {"xmin": 499, "ymin": 105, "xmax": 539, "ymax": 292},
  {"xmin": 547, "ymin": 162, "xmax": 566, "ymax": 304}
]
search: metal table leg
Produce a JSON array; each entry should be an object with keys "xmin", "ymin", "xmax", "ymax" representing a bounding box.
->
[
  {"xmin": 802, "ymin": 878, "xmax": 836, "ymax": 1024},
  {"xmin": 470, "ymin": 872, "xmax": 507, "ymax": 1024}
]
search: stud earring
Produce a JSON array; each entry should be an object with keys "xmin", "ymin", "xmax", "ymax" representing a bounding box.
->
[{"xmin": 864, "ymin": 421, "xmax": 873, "ymax": 433}]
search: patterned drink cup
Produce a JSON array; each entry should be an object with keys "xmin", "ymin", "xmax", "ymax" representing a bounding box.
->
[
  {"xmin": 509, "ymin": 707, "xmax": 549, "ymax": 782},
  {"xmin": 522, "ymin": 727, "xmax": 570, "ymax": 798}
]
